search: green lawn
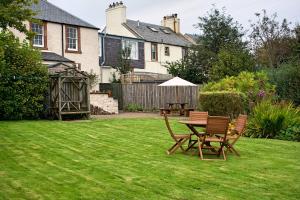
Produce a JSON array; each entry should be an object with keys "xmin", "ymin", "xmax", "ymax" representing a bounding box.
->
[{"xmin": 0, "ymin": 118, "xmax": 299, "ymax": 200}]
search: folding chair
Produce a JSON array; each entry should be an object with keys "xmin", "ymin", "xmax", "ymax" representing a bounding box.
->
[
  {"xmin": 187, "ymin": 111, "xmax": 209, "ymax": 150},
  {"xmin": 163, "ymin": 113, "xmax": 191, "ymax": 155},
  {"xmin": 198, "ymin": 116, "xmax": 230, "ymax": 160},
  {"xmin": 225, "ymin": 114, "xmax": 248, "ymax": 156},
  {"xmin": 189, "ymin": 111, "xmax": 208, "ymax": 121}
]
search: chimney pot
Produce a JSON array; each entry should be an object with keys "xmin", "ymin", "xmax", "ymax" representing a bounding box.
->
[
  {"xmin": 120, "ymin": 1, "xmax": 123, "ymax": 5},
  {"xmin": 112, "ymin": 2, "xmax": 116, "ymax": 7}
]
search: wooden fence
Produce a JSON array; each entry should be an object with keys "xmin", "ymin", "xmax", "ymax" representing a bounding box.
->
[{"xmin": 122, "ymin": 83, "xmax": 199, "ymax": 110}]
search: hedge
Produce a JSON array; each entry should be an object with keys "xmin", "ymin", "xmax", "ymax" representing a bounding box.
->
[{"xmin": 199, "ymin": 91, "xmax": 247, "ymax": 118}]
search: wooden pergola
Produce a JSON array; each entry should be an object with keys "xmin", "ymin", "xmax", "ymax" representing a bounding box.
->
[{"xmin": 49, "ymin": 67, "xmax": 90, "ymax": 120}]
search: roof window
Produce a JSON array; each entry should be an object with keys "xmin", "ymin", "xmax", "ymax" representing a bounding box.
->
[
  {"xmin": 161, "ymin": 29, "xmax": 171, "ymax": 34},
  {"xmin": 148, "ymin": 26, "xmax": 159, "ymax": 32}
]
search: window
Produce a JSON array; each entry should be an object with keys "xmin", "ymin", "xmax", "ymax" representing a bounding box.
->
[
  {"xmin": 165, "ymin": 46, "xmax": 170, "ymax": 56},
  {"xmin": 122, "ymin": 40, "xmax": 138, "ymax": 60},
  {"xmin": 31, "ymin": 23, "xmax": 45, "ymax": 47},
  {"xmin": 151, "ymin": 43, "xmax": 158, "ymax": 61},
  {"xmin": 66, "ymin": 26, "xmax": 80, "ymax": 52},
  {"xmin": 148, "ymin": 26, "xmax": 158, "ymax": 32},
  {"xmin": 182, "ymin": 47, "xmax": 187, "ymax": 58},
  {"xmin": 161, "ymin": 29, "xmax": 171, "ymax": 34}
]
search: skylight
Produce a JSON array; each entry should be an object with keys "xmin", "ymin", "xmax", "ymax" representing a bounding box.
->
[
  {"xmin": 161, "ymin": 29, "xmax": 171, "ymax": 34},
  {"xmin": 148, "ymin": 26, "xmax": 158, "ymax": 32}
]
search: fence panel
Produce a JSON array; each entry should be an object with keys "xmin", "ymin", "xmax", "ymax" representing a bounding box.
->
[{"xmin": 122, "ymin": 83, "xmax": 199, "ymax": 110}]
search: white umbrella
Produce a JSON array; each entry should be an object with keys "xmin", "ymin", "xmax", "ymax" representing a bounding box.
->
[
  {"xmin": 158, "ymin": 76, "xmax": 197, "ymax": 104},
  {"xmin": 158, "ymin": 76, "xmax": 197, "ymax": 87}
]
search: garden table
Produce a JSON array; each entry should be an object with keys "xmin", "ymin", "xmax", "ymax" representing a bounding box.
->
[
  {"xmin": 178, "ymin": 120, "xmax": 208, "ymax": 152},
  {"xmin": 167, "ymin": 102, "xmax": 188, "ymax": 115}
]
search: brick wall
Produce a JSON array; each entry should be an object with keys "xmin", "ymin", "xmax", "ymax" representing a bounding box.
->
[{"xmin": 90, "ymin": 92, "xmax": 119, "ymax": 114}]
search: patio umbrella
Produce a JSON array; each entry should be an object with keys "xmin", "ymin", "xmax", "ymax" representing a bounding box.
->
[{"xmin": 158, "ymin": 76, "xmax": 197, "ymax": 103}]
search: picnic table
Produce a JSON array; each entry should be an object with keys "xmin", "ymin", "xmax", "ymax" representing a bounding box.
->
[{"xmin": 160, "ymin": 103, "xmax": 194, "ymax": 116}]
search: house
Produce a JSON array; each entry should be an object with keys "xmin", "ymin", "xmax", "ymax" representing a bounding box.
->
[
  {"xmin": 99, "ymin": 2, "xmax": 192, "ymax": 83},
  {"xmin": 11, "ymin": 0, "xmax": 100, "ymax": 90}
]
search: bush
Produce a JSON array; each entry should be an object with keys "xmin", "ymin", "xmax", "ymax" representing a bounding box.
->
[
  {"xmin": 245, "ymin": 100, "xmax": 300, "ymax": 141},
  {"xmin": 268, "ymin": 62, "xmax": 300, "ymax": 106},
  {"xmin": 124, "ymin": 103, "xmax": 143, "ymax": 112},
  {"xmin": 0, "ymin": 32, "xmax": 48, "ymax": 120},
  {"xmin": 202, "ymin": 71, "xmax": 275, "ymax": 108},
  {"xmin": 199, "ymin": 91, "xmax": 247, "ymax": 118}
]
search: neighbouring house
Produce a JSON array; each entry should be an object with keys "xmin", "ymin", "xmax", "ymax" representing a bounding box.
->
[
  {"xmin": 184, "ymin": 33, "xmax": 199, "ymax": 45},
  {"xmin": 99, "ymin": 1, "xmax": 192, "ymax": 83},
  {"xmin": 11, "ymin": 0, "xmax": 101, "ymax": 91}
]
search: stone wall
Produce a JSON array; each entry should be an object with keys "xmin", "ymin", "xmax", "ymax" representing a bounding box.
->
[{"xmin": 90, "ymin": 92, "xmax": 119, "ymax": 114}]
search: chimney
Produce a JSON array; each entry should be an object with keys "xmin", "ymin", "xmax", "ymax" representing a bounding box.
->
[
  {"xmin": 161, "ymin": 13, "xmax": 180, "ymax": 33},
  {"xmin": 106, "ymin": 1, "xmax": 126, "ymax": 34}
]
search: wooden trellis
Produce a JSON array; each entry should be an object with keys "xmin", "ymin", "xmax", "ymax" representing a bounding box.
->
[{"xmin": 49, "ymin": 67, "xmax": 90, "ymax": 120}]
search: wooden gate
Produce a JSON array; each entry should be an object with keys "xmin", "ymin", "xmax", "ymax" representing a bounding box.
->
[{"xmin": 49, "ymin": 67, "xmax": 90, "ymax": 119}]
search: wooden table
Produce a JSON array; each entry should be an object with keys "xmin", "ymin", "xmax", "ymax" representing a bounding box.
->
[
  {"xmin": 167, "ymin": 102, "xmax": 188, "ymax": 115},
  {"xmin": 179, "ymin": 120, "xmax": 208, "ymax": 151},
  {"xmin": 179, "ymin": 120, "xmax": 207, "ymax": 137}
]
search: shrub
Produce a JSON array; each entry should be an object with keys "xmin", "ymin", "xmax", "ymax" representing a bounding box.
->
[
  {"xmin": 125, "ymin": 103, "xmax": 143, "ymax": 112},
  {"xmin": 245, "ymin": 100, "xmax": 300, "ymax": 141},
  {"xmin": 202, "ymin": 71, "xmax": 275, "ymax": 108},
  {"xmin": 268, "ymin": 62, "xmax": 300, "ymax": 106},
  {"xmin": 199, "ymin": 91, "xmax": 247, "ymax": 118},
  {"xmin": 0, "ymin": 32, "xmax": 48, "ymax": 120}
]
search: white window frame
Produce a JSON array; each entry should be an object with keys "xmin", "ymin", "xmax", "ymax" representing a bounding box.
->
[
  {"xmin": 67, "ymin": 26, "xmax": 78, "ymax": 51},
  {"xmin": 122, "ymin": 39, "xmax": 138, "ymax": 60},
  {"xmin": 31, "ymin": 23, "xmax": 44, "ymax": 47}
]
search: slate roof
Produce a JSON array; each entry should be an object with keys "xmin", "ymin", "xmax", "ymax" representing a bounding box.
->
[
  {"xmin": 125, "ymin": 19, "xmax": 192, "ymax": 47},
  {"xmin": 42, "ymin": 52, "xmax": 74, "ymax": 63},
  {"xmin": 31, "ymin": 0, "xmax": 99, "ymax": 29}
]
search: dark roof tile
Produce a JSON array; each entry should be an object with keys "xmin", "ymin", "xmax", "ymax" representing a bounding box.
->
[
  {"xmin": 125, "ymin": 19, "xmax": 192, "ymax": 47},
  {"xmin": 31, "ymin": 0, "xmax": 99, "ymax": 29}
]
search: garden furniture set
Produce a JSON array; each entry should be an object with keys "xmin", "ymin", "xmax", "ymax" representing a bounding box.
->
[{"xmin": 163, "ymin": 111, "xmax": 248, "ymax": 160}]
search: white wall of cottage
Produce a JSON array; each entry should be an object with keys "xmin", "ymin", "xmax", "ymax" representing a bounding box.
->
[{"xmin": 12, "ymin": 21, "xmax": 100, "ymax": 91}]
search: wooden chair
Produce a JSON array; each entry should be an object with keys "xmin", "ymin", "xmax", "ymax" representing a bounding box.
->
[
  {"xmin": 163, "ymin": 113, "xmax": 191, "ymax": 155},
  {"xmin": 189, "ymin": 111, "xmax": 208, "ymax": 121},
  {"xmin": 198, "ymin": 116, "xmax": 230, "ymax": 160},
  {"xmin": 187, "ymin": 111, "xmax": 208, "ymax": 149},
  {"xmin": 225, "ymin": 114, "xmax": 248, "ymax": 156}
]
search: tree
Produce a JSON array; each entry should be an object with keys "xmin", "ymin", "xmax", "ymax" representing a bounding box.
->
[
  {"xmin": 0, "ymin": 32, "xmax": 48, "ymax": 119},
  {"xmin": 195, "ymin": 7, "xmax": 245, "ymax": 54},
  {"xmin": 250, "ymin": 10, "xmax": 296, "ymax": 68},
  {"xmin": 0, "ymin": 0, "xmax": 38, "ymax": 38},
  {"xmin": 167, "ymin": 45, "xmax": 215, "ymax": 84},
  {"xmin": 209, "ymin": 45, "xmax": 255, "ymax": 81},
  {"xmin": 114, "ymin": 47, "xmax": 132, "ymax": 75}
]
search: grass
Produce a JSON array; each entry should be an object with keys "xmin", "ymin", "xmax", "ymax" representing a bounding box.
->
[{"xmin": 0, "ymin": 118, "xmax": 300, "ymax": 200}]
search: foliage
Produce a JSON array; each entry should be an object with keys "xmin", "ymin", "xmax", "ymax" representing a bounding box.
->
[
  {"xmin": 250, "ymin": 9, "xmax": 296, "ymax": 68},
  {"xmin": 1, "ymin": 119, "xmax": 300, "ymax": 199},
  {"xmin": 209, "ymin": 45, "xmax": 255, "ymax": 81},
  {"xmin": 166, "ymin": 45, "xmax": 215, "ymax": 84},
  {"xmin": 114, "ymin": 48, "xmax": 132, "ymax": 75},
  {"xmin": 124, "ymin": 103, "xmax": 143, "ymax": 112},
  {"xmin": 268, "ymin": 62, "xmax": 300, "ymax": 105},
  {"xmin": 199, "ymin": 91, "xmax": 247, "ymax": 119},
  {"xmin": 202, "ymin": 71, "xmax": 275, "ymax": 107},
  {"xmin": 195, "ymin": 6, "xmax": 246, "ymax": 54},
  {"xmin": 86, "ymin": 72, "xmax": 98, "ymax": 88},
  {"xmin": 245, "ymin": 100, "xmax": 300, "ymax": 141},
  {"xmin": 0, "ymin": 0, "xmax": 39, "ymax": 38},
  {"xmin": 0, "ymin": 31, "xmax": 48, "ymax": 120},
  {"xmin": 110, "ymin": 72, "xmax": 121, "ymax": 83}
]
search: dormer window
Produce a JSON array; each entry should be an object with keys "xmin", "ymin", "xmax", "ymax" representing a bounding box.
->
[
  {"xmin": 31, "ymin": 22, "xmax": 47, "ymax": 49},
  {"xmin": 148, "ymin": 26, "xmax": 158, "ymax": 32}
]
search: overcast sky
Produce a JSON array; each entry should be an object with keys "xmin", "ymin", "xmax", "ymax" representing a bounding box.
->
[{"xmin": 48, "ymin": 0, "xmax": 299, "ymax": 34}]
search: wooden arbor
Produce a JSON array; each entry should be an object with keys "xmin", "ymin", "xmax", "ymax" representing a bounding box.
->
[{"xmin": 49, "ymin": 67, "xmax": 90, "ymax": 120}]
